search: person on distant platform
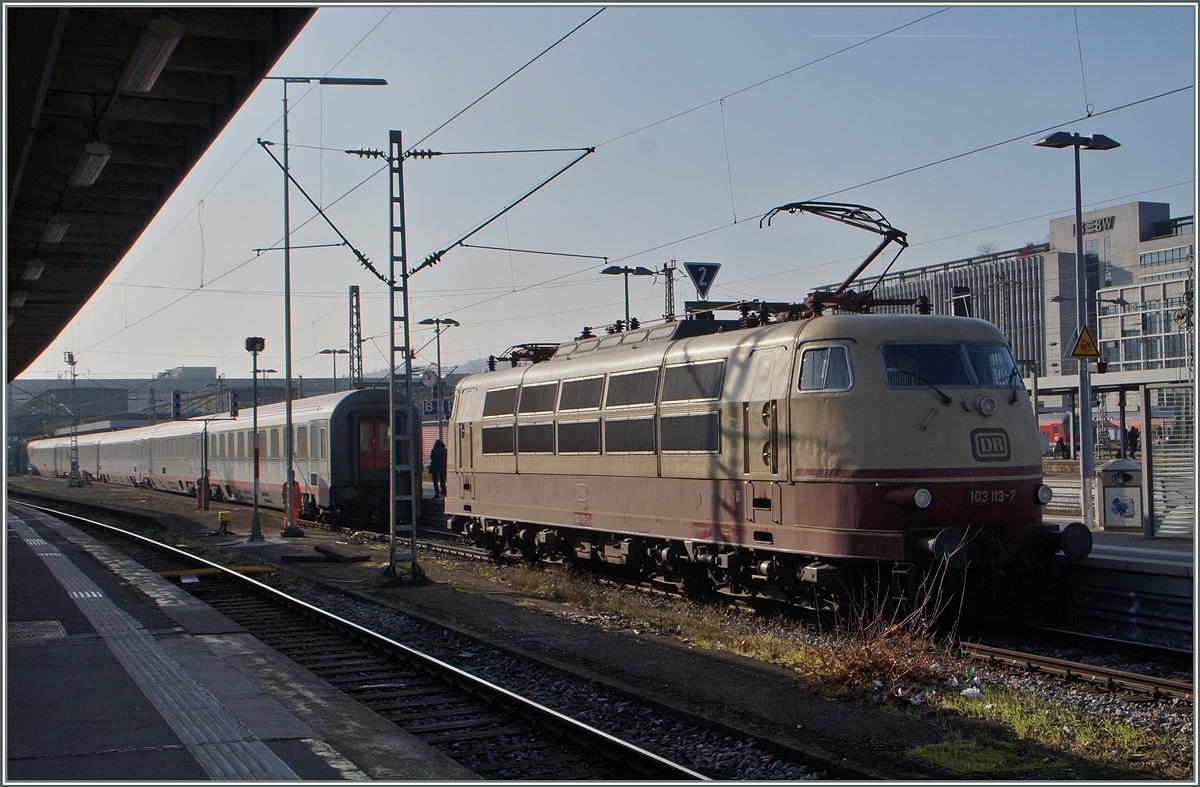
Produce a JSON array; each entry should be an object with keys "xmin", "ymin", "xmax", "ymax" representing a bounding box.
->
[
  {"xmin": 429, "ymin": 439, "xmax": 447, "ymax": 498},
  {"xmin": 1054, "ymin": 436, "xmax": 1066, "ymax": 458},
  {"xmin": 1126, "ymin": 426, "xmax": 1140, "ymax": 458}
]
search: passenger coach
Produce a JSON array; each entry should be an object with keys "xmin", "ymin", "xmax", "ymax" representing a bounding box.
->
[{"xmin": 26, "ymin": 389, "xmax": 416, "ymax": 531}]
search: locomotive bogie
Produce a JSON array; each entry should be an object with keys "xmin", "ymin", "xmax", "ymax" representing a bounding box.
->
[{"xmin": 446, "ymin": 313, "xmax": 1083, "ymax": 607}]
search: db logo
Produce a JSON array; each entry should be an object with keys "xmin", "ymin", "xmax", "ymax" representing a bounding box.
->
[{"xmin": 971, "ymin": 428, "xmax": 1010, "ymax": 462}]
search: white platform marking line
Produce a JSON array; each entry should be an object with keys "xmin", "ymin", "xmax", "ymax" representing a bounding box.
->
[
  {"xmin": 303, "ymin": 738, "xmax": 372, "ymax": 780},
  {"xmin": 9, "ymin": 515, "xmax": 300, "ymax": 781}
]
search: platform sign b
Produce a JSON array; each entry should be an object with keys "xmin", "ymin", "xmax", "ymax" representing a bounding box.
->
[{"xmin": 684, "ymin": 262, "xmax": 721, "ymax": 300}]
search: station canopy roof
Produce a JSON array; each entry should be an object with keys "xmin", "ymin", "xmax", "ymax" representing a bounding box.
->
[{"xmin": 6, "ymin": 7, "xmax": 315, "ymax": 382}]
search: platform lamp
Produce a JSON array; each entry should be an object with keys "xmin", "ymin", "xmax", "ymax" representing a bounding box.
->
[
  {"xmin": 418, "ymin": 317, "xmax": 459, "ymax": 443},
  {"xmin": 601, "ymin": 265, "xmax": 654, "ymax": 329},
  {"xmin": 245, "ymin": 337, "xmax": 265, "ymax": 541},
  {"xmin": 1034, "ymin": 130, "xmax": 1120, "ymax": 532},
  {"xmin": 264, "ymin": 75, "xmax": 387, "ymax": 538},
  {"xmin": 319, "ymin": 348, "xmax": 350, "ymax": 393}
]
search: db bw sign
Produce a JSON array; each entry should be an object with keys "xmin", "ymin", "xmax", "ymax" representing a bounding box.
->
[{"xmin": 423, "ymin": 400, "xmax": 452, "ymax": 416}]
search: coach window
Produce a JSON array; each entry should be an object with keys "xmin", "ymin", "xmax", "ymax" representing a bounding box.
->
[
  {"xmin": 661, "ymin": 412, "xmax": 720, "ymax": 452},
  {"xmin": 482, "ymin": 425, "xmax": 515, "ymax": 454},
  {"xmin": 297, "ymin": 427, "xmax": 308, "ymax": 459},
  {"xmin": 517, "ymin": 423, "xmax": 554, "ymax": 454},
  {"xmin": 237, "ymin": 432, "xmax": 245, "ymax": 459},
  {"xmin": 310, "ymin": 425, "xmax": 319, "ymax": 459},
  {"xmin": 604, "ymin": 417, "xmax": 656, "ymax": 453},
  {"xmin": 798, "ymin": 345, "xmax": 853, "ymax": 391},
  {"xmin": 605, "ymin": 369, "xmax": 659, "ymax": 407},
  {"xmin": 319, "ymin": 427, "xmax": 327, "ymax": 459},
  {"xmin": 218, "ymin": 433, "xmax": 226, "ymax": 458},
  {"xmin": 662, "ymin": 360, "xmax": 725, "ymax": 401},
  {"xmin": 559, "ymin": 376, "xmax": 603, "ymax": 411},
  {"xmin": 557, "ymin": 420, "xmax": 601, "ymax": 454},
  {"xmin": 270, "ymin": 429, "xmax": 280, "ymax": 459},
  {"xmin": 483, "ymin": 387, "xmax": 518, "ymax": 417},
  {"xmin": 518, "ymin": 382, "xmax": 559, "ymax": 414}
]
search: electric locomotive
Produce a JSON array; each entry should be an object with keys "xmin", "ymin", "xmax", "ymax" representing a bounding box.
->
[{"xmin": 444, "ymin": 202, "xmax": 1091, "ymax": 609}]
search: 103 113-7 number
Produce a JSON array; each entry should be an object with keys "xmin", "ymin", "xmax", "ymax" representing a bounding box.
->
[{"xmin": 966, "ymin": 487, "xmax": 1016, "ymax": 506}]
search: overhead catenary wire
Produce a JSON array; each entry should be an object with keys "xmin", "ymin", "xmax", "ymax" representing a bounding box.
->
[
  {"xmin": 66, "ymin": 7, "xmax": 937, "ymax": 360},
  {"xmin": 53, "ymin": 9, "xmax": 1192, "ymax": 377}
]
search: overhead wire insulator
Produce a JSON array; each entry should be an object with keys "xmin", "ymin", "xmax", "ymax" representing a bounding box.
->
[
  {"xmin": 345, "ymin": 147, "xmax": 386, "ymax": 160},
  {"xmin": 407, "ymin": 149, "xmax": 441, "ymax": 160}
]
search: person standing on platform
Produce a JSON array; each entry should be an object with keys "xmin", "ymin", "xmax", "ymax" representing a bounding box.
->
[{"xmin": 429, "ymin": 439, "xmax": 447, "ymax": 498}]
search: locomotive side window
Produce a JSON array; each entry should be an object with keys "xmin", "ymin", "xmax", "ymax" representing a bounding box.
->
[
  {"xmin": 605, "ymin": 369, "xmax": 659, "ymax": 407},
  {"xmin": 662, "ymin": 360, "xmax": 725, "ymax": 401},
  {"xmin": 965, "ymin": 344, "xmax": 1019, "ymax": 386},
  {"xmin": 661, "ymin": 412, "xmax": 720, "ymax": 452},
  {"xmin": 557, "ymin": 421, "xmax": 601, "ymax": 454},
  {"xmin": 882, "ymin": 343, "xmax": 971, "ymax": 387},
  {"xmin": 482, "ymin": 425, "xmax": 515, "ymax": 454},
  {"xmin": 483, "ymin": 387, "xmax": 518, "ymax": 416},
  {"xmin": 605, "ymin": 417, "xmax": 656, "ymax": 453},
  {"xmin": 518, "ymin": 382, "xmax": 559, "ymax": 413},
  {"xmin": 798, "ymin": 346, "xmax": 852, "ymax": 391},
  {"xmin": 517, "ymin": 423, "xmax": 554, "ymax": 454},
  {"xmin": 559, "ymin": 377, "xmax": 603, "ymax": 410}
]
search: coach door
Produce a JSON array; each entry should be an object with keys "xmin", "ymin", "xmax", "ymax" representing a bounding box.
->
[
  {"xmin": 454, "ymin": 388, "xmax": 477, "ymax": 499},
  {"xmin": 742, "ymin": 346, "xmax": 786, "ymax": 522},
  {"xmin": 357, "ymin": 418, "xmax": 389, "ymax": 485}
]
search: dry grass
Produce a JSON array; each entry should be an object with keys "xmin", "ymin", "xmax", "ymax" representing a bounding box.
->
[{"xmin": 449, "ymin": 556, "xmax": 1191, "ymax": 779}]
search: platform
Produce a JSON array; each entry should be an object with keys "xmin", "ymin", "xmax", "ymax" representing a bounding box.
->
[{"xmin": 5, "ymin": 501, "xmax": 475, "ymax": 782}]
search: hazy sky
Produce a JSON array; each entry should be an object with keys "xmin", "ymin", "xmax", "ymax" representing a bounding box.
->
[{"xmin": 21, "ymin": 4, "xmax": 1197, "ymax": 382}]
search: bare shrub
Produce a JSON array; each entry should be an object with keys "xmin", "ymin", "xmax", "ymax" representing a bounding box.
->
[{"xmin": 802, "ymin": 560, "xmax": 963, "ymax": 704}]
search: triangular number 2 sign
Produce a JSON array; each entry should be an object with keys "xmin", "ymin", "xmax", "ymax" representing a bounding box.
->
[{"xmin": 684, "ymin": 261, "xmax": 721, "ymax": 300}]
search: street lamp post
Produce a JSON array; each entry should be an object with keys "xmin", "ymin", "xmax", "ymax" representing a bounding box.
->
[
  {"xmin": 600, "ymin": 265, "xmax": 654, "ymax": 328},
  {"xmin": 245, "ymin": 337, "xmax": 265, "ymax": 541},
  {"xmin": 319, "ymin": 348, "xmax": 349, "ymax": 393},
  {"xmin": 1034, "ymin": 130, "xmax": 1120, "ymax": 532},
  {"xmin": 418, "ymin": 317, "xmax": 459, "ymax": 443},
  {"xmin": 265, "ymin": 75, "xmax": 386, "ymax": 538}
]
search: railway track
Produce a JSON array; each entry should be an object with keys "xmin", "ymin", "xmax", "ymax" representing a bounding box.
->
[
  {"xmin": 417, "ymin": 524, "xmax": 1194, "ymax": 706},
  {"xmin": 13, "ymin": 502, "xmax": 705, "ymax": 781},
  {"xmin": 959, "ymin": 641, "xmax": 1193, "ymax": 704}
]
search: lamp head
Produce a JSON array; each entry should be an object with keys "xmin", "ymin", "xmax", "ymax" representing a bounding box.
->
[
  {"xmin": 633, "ymin": 266, "xmax": 655, "ymax": 276},
  {"xmin": 1033, "ymin": 131, "xmax": 1076, "ymax": 149},
  {"xmin": 318, "ymin": 77, "xmax": 388, "ymax": 86},
  {"xmin": 601, "ymin": 265, "xmax": 625, "ymax": 276},
  {"xmin": 1083, "ymin": 133, "xmax": 1120, "ymax": 151}
]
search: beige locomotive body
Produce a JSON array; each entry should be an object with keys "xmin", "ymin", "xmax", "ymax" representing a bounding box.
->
[{"xmin": 446, "ymin": 313, "xmax": 1083, "ymax": 605}]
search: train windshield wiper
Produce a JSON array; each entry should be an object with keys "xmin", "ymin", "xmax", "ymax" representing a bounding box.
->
[
  {"xmin": 1006, "ymin": 366, "xmax": 1025, "ymax": 403},
  {"xmin": 888, "ymin": 367, "xmax": 952, "ymax": 405}
]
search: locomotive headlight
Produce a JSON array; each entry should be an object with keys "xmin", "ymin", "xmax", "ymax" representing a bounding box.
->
[
  {"xmin": 1036, "ymin": 484, "xmax": 1054, "ymax": 505},
  {"xmin": 978, "ymin": 396, "xmax": 997, "ymax": 416},
  {"xmin": 913, "ymin": 488, "xmax": 933, "ymax": 509}
]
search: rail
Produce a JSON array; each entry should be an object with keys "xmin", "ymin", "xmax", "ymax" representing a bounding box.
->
[
  {"xmin": 14, "ymin": 502, "xmax": 708, "ymax": 781},
  {"xmin": 960, "ymin": 641, "xmax": 1192, "ymax": 703}
]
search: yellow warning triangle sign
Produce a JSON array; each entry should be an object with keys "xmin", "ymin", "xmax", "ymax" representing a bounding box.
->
[{"xmin": 1069, "ymin": 324, "xmax": 1101, "ymax": 359}]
